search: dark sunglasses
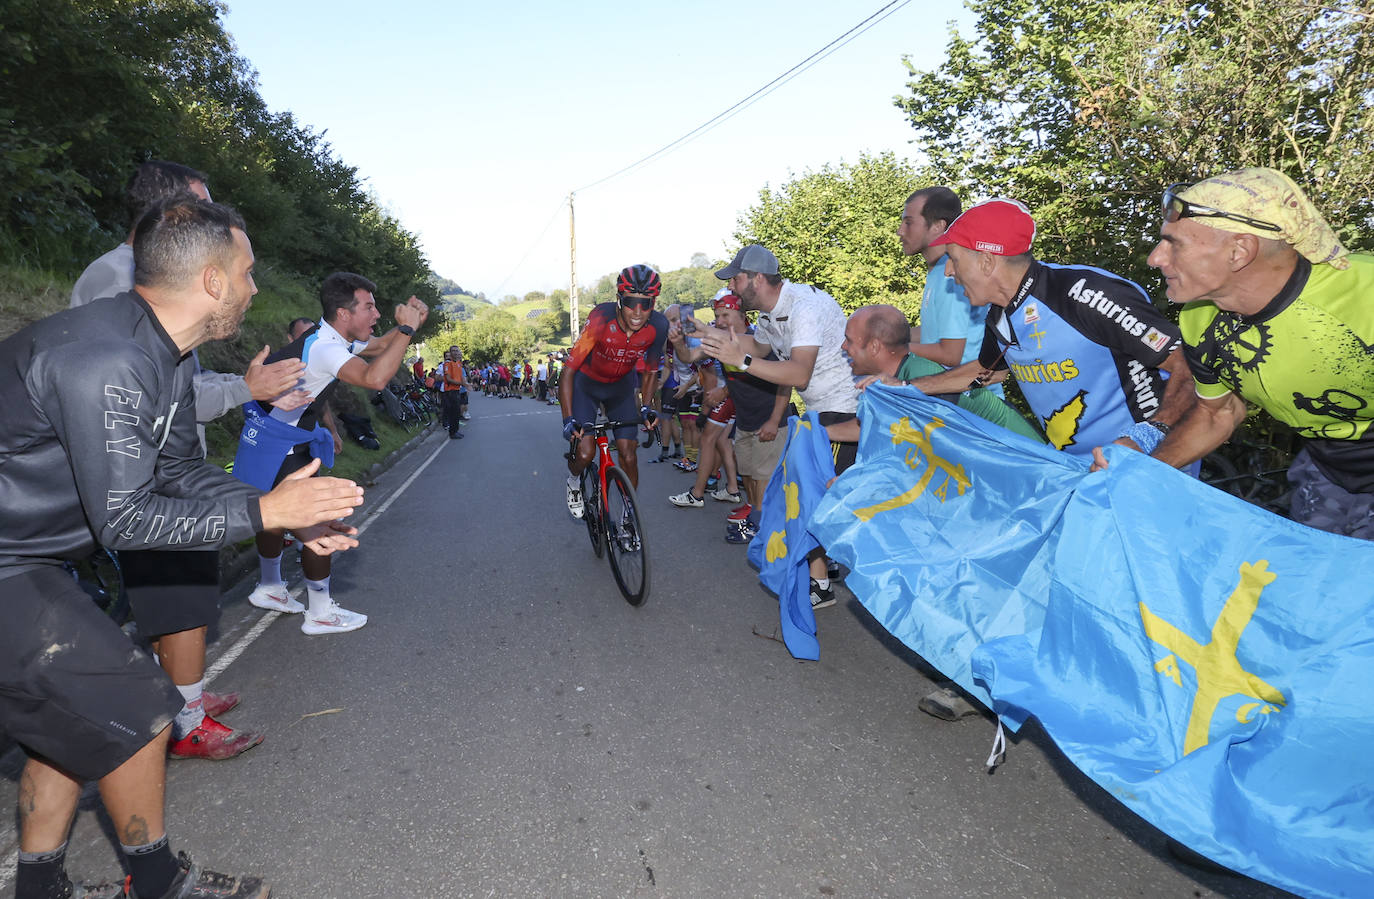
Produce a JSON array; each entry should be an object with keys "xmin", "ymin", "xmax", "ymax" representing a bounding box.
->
[
  {"xmin": 619, "ymin": 295, "xmax": 653, "ymax": 311},
  {"xmin": 1161, "ymin": 183, "xmax": 1282, "ymax": 233}
]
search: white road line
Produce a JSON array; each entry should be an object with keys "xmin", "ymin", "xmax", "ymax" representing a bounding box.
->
[
  {"xmin": 0, "ymin": 438, "xmax": 452, "ymax": 887},
  {"xmin": 204, "ymin": 606, "xmax": 285, "ymax": 684},
  {"xmin": 205, "ymin": 437, "xmax": 450, "ymax": 687},
  {"xmin": 352, "ymin": 439, "xmax": 448, "ymax": 535}
]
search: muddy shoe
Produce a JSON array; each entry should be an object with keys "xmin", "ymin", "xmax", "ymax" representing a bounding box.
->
[
  {"xmin": 132, "ymin": 853, "xmax": 269, "ymax": 899},
  {"xmin": 917, "ymin": 686, "xmax": 979, "ymax": 721}
]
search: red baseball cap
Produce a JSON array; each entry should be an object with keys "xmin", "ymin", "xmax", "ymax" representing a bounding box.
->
[
  {"xmin": 930, "ymin": 198, "xmax": 1036, "ymax": 256},
  {"xmin": 713, "ymin": 293, "xmax": 742, "ymax": 311}
]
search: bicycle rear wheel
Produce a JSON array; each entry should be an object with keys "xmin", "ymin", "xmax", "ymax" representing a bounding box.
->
[
  {"xmin": 581, "ymin": 467, "xmax": 604, "ymax": 558},
  {"xmin": 603, "ymin": 466, "xmax": 649, "ymax": 606}
]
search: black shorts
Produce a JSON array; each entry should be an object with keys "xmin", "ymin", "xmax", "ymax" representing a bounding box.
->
[
  {"xmin": 570, "ymin": 370, "xmax": 639, "ymax": 441},
  {"xmin": 818, "ymin": 411, "xmax": 858, "ymax": 475},
  {"xmin": 122, "ymin": 549, "xmax": 221, "ymax": 637},
  {"xmin": 0, "ymin": 567, "xmax": 180, "ymax": 781},
  {"xmin": 273, "ymin": 446, "xmax": 316, "ymax": 487},
  {"xmin": 659, "ymin": 385, "xmax": 680, "ymax": 415}
]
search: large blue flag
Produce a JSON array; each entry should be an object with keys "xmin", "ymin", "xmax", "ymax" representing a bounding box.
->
[
  {"xmin": 973, "ymin": 447, "xmax": 1374, "ymax": 898},
  {"xmin": 748, "ymin": 412, "xmax": 836, "ymax": 661},
  {"xmin": 809, "ymin": 385, "xmax": 1081, "ymax": 718}
]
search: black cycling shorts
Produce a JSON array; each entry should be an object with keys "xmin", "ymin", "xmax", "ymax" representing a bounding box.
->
[
  {"xmin": 0, "ymin": 567, "xmax": 180, "ymax": 781},
  {"xmin": 571, "ymin": 370, "xmax": 639, "ymax": 441},
  {"xmin": 659, "ymin": 384, "xmax": 680, "ymax": 415},
  {"xmin": 272, "ymin": 446, "xmax": 316, "ymax": 487},
  {"xmin": 122, "ymin": 549, "xmax": 221, "ymax": 638},
  {"xmin": 818, "ymin": 411, "xmax": 859, "ymax": 475}
]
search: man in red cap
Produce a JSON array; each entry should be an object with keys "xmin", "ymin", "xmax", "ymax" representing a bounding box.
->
[
  {"xmin": 903, "ymin": 198, "xmax": 1197, "ymax": 721},
  {"xmin": 908, "ymin": 198, "xmax": 1195, "ymax": 458}
]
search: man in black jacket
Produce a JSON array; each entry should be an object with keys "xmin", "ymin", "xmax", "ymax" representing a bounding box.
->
[{"xmin": 0, "ymin": 198, "xmax": 362, "ymax": 899}]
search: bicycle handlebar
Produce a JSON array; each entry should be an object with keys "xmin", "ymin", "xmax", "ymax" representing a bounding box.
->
[{"xmin": 575, "ymin": 420, "xmax": 641, "ymax": 434}]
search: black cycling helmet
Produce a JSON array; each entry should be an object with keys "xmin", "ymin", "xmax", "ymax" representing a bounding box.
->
[{"xmin": 615, "ymin": 264, "xmax": 661, "ymax": 299}]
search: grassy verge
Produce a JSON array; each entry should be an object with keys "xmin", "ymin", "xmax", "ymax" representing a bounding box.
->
[{"xmin": 2, "ymin": 260, "xmax": 422, "ymax": 481}]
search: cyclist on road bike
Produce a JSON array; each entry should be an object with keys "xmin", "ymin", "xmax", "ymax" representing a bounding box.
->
[{"xmin": 562, "ymin": 264, "xmax": 670, "ymax": 517}]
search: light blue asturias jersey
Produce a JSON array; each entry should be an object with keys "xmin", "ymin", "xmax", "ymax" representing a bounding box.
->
[{"xmin": 980, "ymin": 261, "xmax": 1182, "ymax": 455}]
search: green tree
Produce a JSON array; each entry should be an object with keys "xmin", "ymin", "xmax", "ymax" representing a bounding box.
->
[
  {"xmin": 731, "ymin": 152, "xmax": 925, "ymax": 316},
  {"xmin": 1, "ymin": 0, "xmax": 441, "ymax": 337},
  {"xmin": 895, "ymin": 0, "xmax": 1374, "ymax": 292},
  {"xmin": 662, "ymin": 266, "xmax": 719, "ymax": 309}
]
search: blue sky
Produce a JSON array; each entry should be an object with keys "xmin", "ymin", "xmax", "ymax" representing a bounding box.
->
[{"xmin": 221, "ymin": 0, "xmax": 975, "ymax": 299}]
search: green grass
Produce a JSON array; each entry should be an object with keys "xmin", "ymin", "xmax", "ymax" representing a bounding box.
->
[
  {"xmin": 2, "ymin": 258, "xmax": 424, "ymax": 478},
  {"xmin": 0, "ymin": 264, "xmax": 73, "ymax": 340}
]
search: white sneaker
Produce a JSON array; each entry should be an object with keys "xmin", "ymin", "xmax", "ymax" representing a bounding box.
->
[
  {"xmin": 301, "ymin": 603, "xmax": 368, "ymax": 635},
  {"xmin": 710, "ymin": 486, "xmax": 743, "ymax": 503},
  {"xmin": 248, "ymin": 583, "xmax": 304, "ymax": 614},
  {"xmin": 567, "ymin": 476, "xmax": 584, "ymax": 519},
  {"xmin": 669, "ymin": 490, "xmax": 705, "ymax": 508}
]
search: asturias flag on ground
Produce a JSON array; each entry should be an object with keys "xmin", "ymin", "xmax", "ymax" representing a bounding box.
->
[{"xmin": 748, "ymin": 412, "xmax": 836, "ymax": 661}]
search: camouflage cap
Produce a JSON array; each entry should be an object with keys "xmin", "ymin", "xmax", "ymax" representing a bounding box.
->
[{"xmin": 1178, "ymin": 168, "xmax": 1349, "ymax": 269}]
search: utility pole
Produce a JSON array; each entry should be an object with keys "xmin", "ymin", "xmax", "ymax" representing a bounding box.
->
[{"xmin": 568, "ymin": 192, "xmax": 580, "ymax": 337}]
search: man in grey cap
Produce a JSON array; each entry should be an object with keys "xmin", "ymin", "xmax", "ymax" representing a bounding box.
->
[{"xmin": 697, "ymin": 244, "xmax": 859, "ymax": 610}]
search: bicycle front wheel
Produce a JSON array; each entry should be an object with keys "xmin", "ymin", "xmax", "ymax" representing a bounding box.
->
[
  {"xmin": 603, "ymin": 466, "xmax": 650, "ymax": 606},
  {"xmin": 581, "ymin": 467, "xmax": 604, "ymax": 558}
]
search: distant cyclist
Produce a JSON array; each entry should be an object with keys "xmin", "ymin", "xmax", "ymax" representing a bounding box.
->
[{"xmin": 561, "ymin": 264, "xmax": 670, "ymax": 517}]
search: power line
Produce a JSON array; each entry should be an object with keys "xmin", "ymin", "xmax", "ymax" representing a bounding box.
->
[
  {"xmin": 491, "ymin": 1, "xmax": 913, "ymax": 296},
  {"xmin": 487, "ymin": 198, "xmax": 569, "ymax": 300},
  {"xmin": 573, "ymin": 0, "xmax": 913, "ymax": 194}
]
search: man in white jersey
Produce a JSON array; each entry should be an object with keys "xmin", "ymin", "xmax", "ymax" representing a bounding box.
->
[{"xmin": 234, "ymin": 271, "xmax": 428, "ymax": 634}]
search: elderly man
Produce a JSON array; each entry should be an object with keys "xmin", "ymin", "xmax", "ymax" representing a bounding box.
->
[
  {"xmin": 908, "ymin": 199, "xmax": 1195, "ymax": 457},
  {"xmin": 1138, "ymin": 168, "xmax": 1374, "ymax": 538},
  {"xmin": 905, "ymin": 200, "xmax": 1196, "ymax": 719},
  {"xmin": 0, "ymin": 198, "xmax": 362, "ymax": 898}
]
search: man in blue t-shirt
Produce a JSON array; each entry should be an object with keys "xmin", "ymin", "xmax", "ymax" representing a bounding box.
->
[{"xmin": 898, "ymin": 186, "xmax": 1001, "ymax": 398}]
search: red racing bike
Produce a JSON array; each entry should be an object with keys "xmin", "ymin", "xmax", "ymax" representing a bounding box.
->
[{"xmin": 567, "ymin": 419, "xmax": 650, "ymax": 606}]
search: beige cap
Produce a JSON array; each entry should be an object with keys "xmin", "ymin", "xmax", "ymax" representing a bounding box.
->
[{"xmin": 1179, "ymin": 168, "xmax": 1348, "ymax": 270}]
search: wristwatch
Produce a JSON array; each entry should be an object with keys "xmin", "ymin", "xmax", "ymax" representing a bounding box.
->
[
  {"xmin": 396, "ymin": 325, "xmax": 415, "ymax": 337},
  {"xmin": 740, "ymin": 353, "xmax": 753, "ymax": 372}
]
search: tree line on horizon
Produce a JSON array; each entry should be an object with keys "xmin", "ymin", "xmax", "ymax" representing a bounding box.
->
[
  {"xmin": 731, "ymin": 0, "xmax": 1371, "ymax": 318},
  {"xmin": 2, "ymin": 0, "xmax": 438, "ymax": 321},
  {"xmin": 5, "ymin": 0, "xmax": 1368, "ymax": 350}
]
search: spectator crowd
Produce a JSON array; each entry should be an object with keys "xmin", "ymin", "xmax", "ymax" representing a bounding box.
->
[{"xmin": 0, "ymin": 156, "xmax": 1367, "ymax": 899}]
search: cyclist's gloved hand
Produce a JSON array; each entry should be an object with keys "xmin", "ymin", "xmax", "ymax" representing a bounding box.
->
[
  {"xmin": 640, "ymin": 405, "xmax": 658, "ymax": 426},
  {"xmin": 563, "ymin": 417, "xmax": 581, "ymax": 441}
]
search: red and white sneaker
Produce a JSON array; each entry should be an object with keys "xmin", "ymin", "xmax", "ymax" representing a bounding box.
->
[
  {"xmin": 168, "ymin": 715, "xmax": 264, "ymax": 760},
  {"xmin": 727, "ymin": 503, "xmax": 753, "ymax": 521},
  {"xmin": 248, "ymin": 583, "xmax": 304, "ymax": 614},
  {"xmin": 202, "ymin": 690, "xmax": 241, "ymax": 718},
  {"xmin": 301, "ymin": 603, "xmax": 368, "ymax": 636}
]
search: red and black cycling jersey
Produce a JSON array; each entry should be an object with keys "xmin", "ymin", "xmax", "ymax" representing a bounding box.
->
[{"xmin": 566, "ymin": 302, "xmax": 669, "ymax": 384}]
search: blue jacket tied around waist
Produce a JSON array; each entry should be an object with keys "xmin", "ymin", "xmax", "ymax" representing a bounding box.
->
[{"xmin": 233, "ymin": 401, "xmax": 335, "ymax": 491}]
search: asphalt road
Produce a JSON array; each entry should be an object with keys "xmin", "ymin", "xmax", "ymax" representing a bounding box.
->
[{"xmin": 0, "ymin": 393, "xmax": 1296, "ymax": 898}]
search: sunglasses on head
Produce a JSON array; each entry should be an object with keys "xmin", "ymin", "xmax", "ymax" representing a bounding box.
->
[
  {"xmin": 1161, "ymin": 183, "xmax": 1282, "ymax": 233},
  {"xmin": 619, "ymin": 295, "xmax": 653, "ymax": 311}
]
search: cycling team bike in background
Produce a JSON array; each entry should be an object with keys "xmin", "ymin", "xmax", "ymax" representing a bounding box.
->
[{"xmin": 567, "ymin": 419, "xmax": 650, "ymax": 606}]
